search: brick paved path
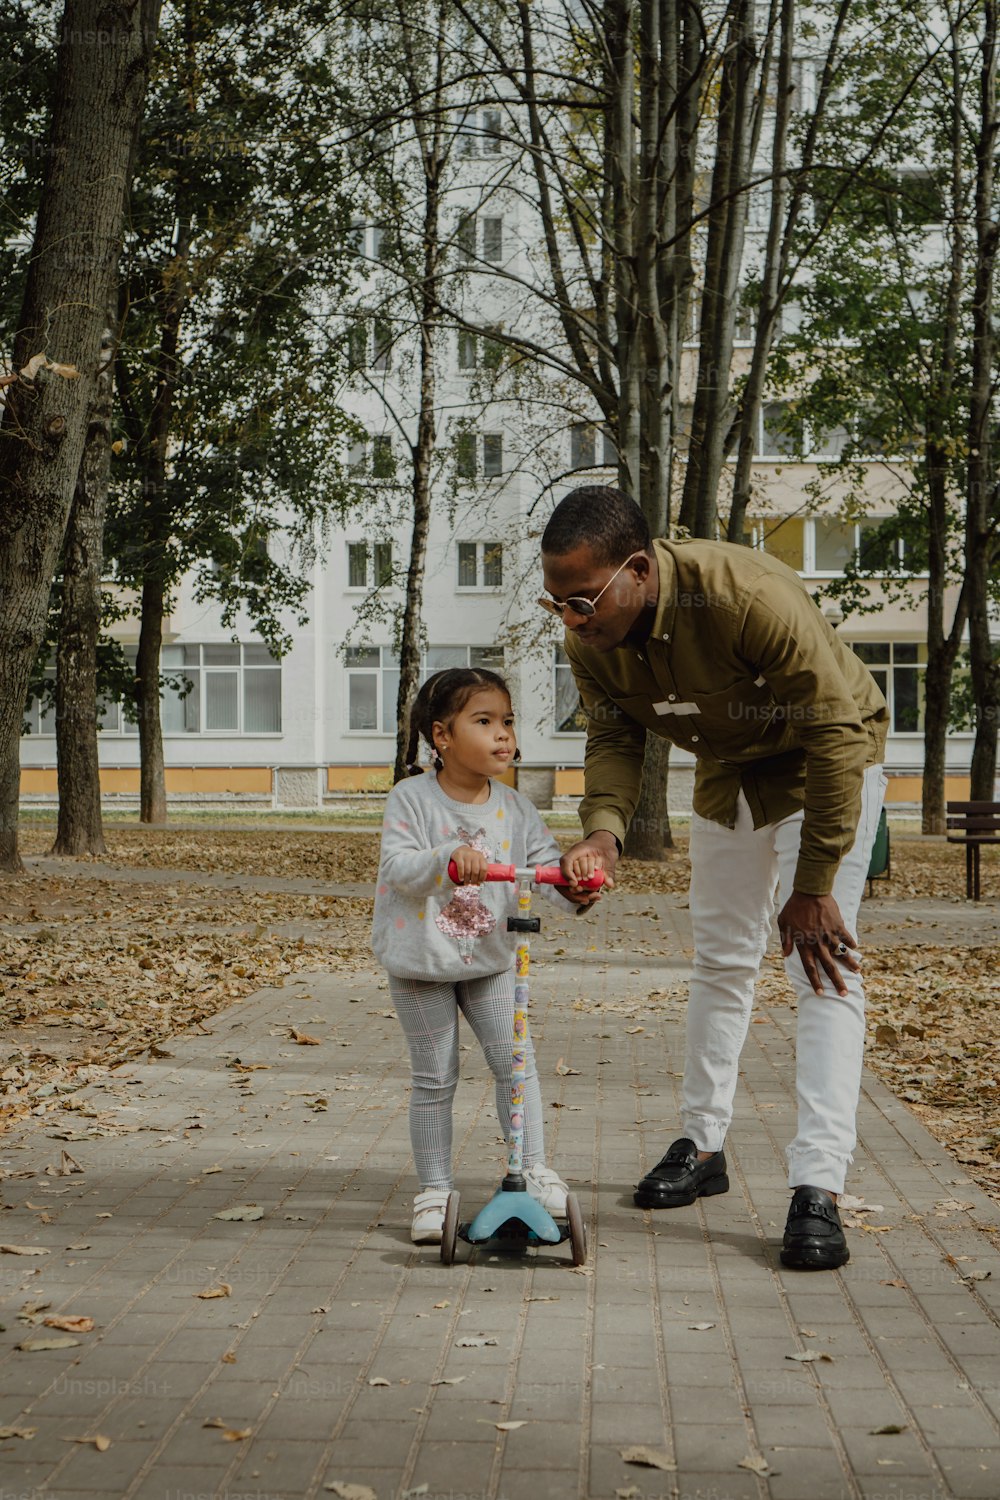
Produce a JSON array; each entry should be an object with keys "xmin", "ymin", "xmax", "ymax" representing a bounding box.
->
[{"xmin": 2, "ymin": 875, "xmax": 1000, "ymax": 1500}]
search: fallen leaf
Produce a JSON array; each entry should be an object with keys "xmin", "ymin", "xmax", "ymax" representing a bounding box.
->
[
  {"xmin": 42, "ymin": 1315, "xmax": 95, "ymax": 1333},
  {"xmin": 786, "ymin": 1350, "xmax": 833, "ymax": 1363},
  {"xmin": 874, "ymin": 1024, "xmax": 899, "ymax": 1046},
  {"xmin": 625, "ymin": 1026, "xmax": 645, "ymax": 1035},
  {"xmin": 963, "ymin": 1269, "xmax": 993, "ymax": 1282},
  {"xmin": 738, "ymin": 1454, "xmax": 770, "ymax": 1474},
  {"xmin": 197, "ymin": 1284, "xmax": 232, "ymax": 1300},
  {"xmin": 65, "ymin": 1434, "xmax": 111, "ymax": 1451},
  {"xmin": 401, "ymin": 1488, "xmax": 429, "ymax": 1499},
  {"xmin": 18, "ymin": 1336, "xmax": 81, "ymax": 1351},
  {"xmin": 554, "ymin": 1057, "xmax": 581, "ymax": 1075},
  {"xmin": 688, "ymin": 1322, "xmax": 716, "ymax": 1331},
  {"xmin": 455, "ymin": 1336, "xmax": 498, "ymax": 1347},
  {"xmin": 290, "ymin": 1027, "xmax": 322, "ymax": 1045},
  {"xmin": 367, "ymin": 1377, "xmax": 391, "ymax": 1387},
  {"xmin": 433, "ymin": 1300, "xmax": 450, "ymax": 1309},
  {"xmin": 213, "ymin": 1205, "xmax": 264, "ymax": 1222},
  {"xmin": 619, "ymin": 1446, "xmax": 676, "ymax": 1470},
  {"xmin": 870, "ymin": 1424, "xmax": 907, "ymax": 1435},
  {"xmin": 0, "ymin": 1426, "xmax": 35, "ymax": 1439},
  {"xmin": 0, "ymin": 1245, "xmax": 50, "ymax": 1256},
  {"xmin": 616, "ymin": 1489, "xmax": 641, "ymax": 1500},
  {"xmin": 880, "ymin": 1279, "xmax": 908, "ymax": 1288},
  {"xmin": 202, "ymin": 1418, "xmax": 251, "ymax": 1441},
  {"xmin": 325, "ymin": 1484, "xmax": 378, "ymax": 1500},
  {"xmin": 494, "ymin": 1420, "xmax": 527, "ymax": 1431},
  {"xmin": 429, "ymin": 1376, "xmax": 466, "ymax": 1386}
]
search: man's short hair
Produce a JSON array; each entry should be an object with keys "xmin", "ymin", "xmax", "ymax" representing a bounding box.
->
[{"xmin": 541, "ymin": 485, "xmax": 651, "ymax": 567}]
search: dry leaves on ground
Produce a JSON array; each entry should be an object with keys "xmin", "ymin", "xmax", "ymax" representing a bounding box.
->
[
  {"xmin": 0, "ymin": 865, "xmax": 372, "ymax": 1128},
  {"xmin": 756, "ymin": 942, "xmax": 1000, "ymax": 1206}
]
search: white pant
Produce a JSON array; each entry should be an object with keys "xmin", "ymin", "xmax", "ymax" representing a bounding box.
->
[{"xmin": 681, "ymin": 763, "xmax": 888, "ymax": 1194}]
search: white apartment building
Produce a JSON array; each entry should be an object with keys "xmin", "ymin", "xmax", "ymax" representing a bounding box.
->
[{"xmin": 17, "ymin": 46, "xmax": 992, "ymax": 812}]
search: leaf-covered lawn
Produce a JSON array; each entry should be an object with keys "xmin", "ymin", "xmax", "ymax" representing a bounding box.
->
[{"xmin": 3, "ymin": 827, "xmax": 999, "ymax": 1205}]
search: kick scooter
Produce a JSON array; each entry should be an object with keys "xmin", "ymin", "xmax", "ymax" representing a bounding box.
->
[{"xmin": 439, "ymin": 860, "xmax": 605, "ymax": 1267}]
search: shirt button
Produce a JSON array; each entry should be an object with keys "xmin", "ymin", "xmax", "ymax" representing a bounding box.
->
[
  {"xmin": 662, "ymin": 632, "xmax": 670, "ymax": 641},
  {"xmin": 691, "ymin": 735, "xmax": 700, "ymax": 743},
  {"xmin": 668, "ymin": 694, "xmax": 676, "ymax": 702}
]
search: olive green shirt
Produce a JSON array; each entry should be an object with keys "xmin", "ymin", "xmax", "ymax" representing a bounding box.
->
[{"xmin": 565, "ymin": 538, "xmax": 889, "ymax": 896}]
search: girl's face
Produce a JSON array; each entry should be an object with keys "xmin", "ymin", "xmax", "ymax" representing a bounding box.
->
[{"xmin": 433, "ymin": 688, "xmax": 516, "ymax": 778}]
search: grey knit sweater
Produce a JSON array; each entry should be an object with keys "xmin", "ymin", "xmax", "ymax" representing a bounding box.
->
[{"xmin": 371, "ymin": 771, "xmax": 562, "ymax": 981}]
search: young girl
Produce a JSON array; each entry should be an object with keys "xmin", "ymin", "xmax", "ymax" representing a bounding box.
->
[{"xmin": 372, "ymin": 666, "xmax": 602, "ymax": 1244}]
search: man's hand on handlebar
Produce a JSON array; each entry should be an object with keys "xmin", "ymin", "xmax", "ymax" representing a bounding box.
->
[
  {"xmin": 558, "ymin": 832, "xmax": 617, "ymax": 908},
  {"xmin": 450, "ymin": 845, "xmax": 490, "ymax": 884}
]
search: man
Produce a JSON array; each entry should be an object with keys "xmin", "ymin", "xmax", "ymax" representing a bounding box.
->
[{"xmin": 547, "ymin": 486, "xmax": 888, "ymax": 1270}]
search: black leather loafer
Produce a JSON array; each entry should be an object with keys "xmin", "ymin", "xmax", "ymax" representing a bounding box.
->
[
  {"xmin": 780, "ymin": 1186, "xmax": 849, "ymax": 1270},
  {"xmin": 634, "ymin": 1137, "xmax": 729, "ymax": 1209}
]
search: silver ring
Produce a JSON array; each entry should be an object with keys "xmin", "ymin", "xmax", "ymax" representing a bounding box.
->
[{"xmin": 835, "ymin": 942, "xmax": 848, "ymax": 956}]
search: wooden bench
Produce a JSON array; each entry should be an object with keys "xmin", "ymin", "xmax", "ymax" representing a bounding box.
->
[{"xmin": 946, "ymin": 800, "xmax": 1000, "ymax": 901}]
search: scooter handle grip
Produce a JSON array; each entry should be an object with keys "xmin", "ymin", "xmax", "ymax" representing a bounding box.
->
[{"xmin": 447, "ymin": 860, "xmax": 606, "ymax": 890}]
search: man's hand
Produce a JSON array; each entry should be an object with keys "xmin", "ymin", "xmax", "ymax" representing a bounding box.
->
[
  {"xmin": 558, "ymin": 832, "xmax": 618, "ymax": 910},
  {"xmin": 450, "ymin": 845, "xmax": 489, "ymax": 884},
  {"xmin": 777, "ymin": 891, "xmax": 858, "ymax": 997}
]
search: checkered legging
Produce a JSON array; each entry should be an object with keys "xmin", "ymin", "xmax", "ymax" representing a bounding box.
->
[{"xmin": 388, "ymin": 970, "xmax": 545, "ymax": 1191}]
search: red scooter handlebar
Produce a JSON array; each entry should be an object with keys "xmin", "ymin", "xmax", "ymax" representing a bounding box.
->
[{"xmin": 447, "ymin": 860, "xmax": 606, "ymax": 889}]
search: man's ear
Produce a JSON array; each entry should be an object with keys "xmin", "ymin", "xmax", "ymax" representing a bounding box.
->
[{"xmin": 631, "ymin": 550, "xmax": 652, "ymax": 581}]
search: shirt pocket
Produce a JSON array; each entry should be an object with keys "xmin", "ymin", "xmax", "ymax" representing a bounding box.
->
[{"xmin": 688, "ymin": 676, "xmax": 779, "ymax": 748}]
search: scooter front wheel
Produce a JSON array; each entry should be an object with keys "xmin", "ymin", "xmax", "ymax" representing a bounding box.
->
[
  {"xmin": 440, "ymin": 1190, "xmax": 461, "ymax": 1265},
  {"xmin": 566, "ymin": 1192, "xmax": 587, "ymax": 1266}
]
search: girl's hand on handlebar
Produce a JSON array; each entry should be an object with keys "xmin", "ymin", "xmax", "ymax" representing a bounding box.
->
[{"xmin": 450, "ymin": 845, "xmax": 489, "ymax": 884}]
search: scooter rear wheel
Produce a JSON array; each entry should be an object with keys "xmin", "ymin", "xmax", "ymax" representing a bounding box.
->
[
  {"xmin": 440, "ymin": 1190, "xmax": 461, "ymax": 1265},
  {"xmin": 566, "ymin": 1192, "xmax": 587, "ymax": 1266}
]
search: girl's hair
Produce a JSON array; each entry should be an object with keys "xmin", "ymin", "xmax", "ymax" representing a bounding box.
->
[{"xmin": 405, "ymin": 667, "xmax": 513, "ymax": 775}]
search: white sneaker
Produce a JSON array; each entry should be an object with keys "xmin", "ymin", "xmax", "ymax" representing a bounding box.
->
[
  {"xmin": 525, "ymin": 1164, "xmax": 569, "ymax": 1217},
  {"xmin": 411, "ymin": 1189, "xmax": 450, "ymax": 1244}
]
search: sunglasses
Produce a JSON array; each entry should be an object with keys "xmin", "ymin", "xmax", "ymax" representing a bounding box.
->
[{"xmin": 537, "ymin": 551, "xmax": 644, "ymax": 618}]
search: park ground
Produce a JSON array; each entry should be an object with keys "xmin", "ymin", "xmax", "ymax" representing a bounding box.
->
[{"xmin": 0, "ymin": 815, "xmax": 998, "ymax": 1499}]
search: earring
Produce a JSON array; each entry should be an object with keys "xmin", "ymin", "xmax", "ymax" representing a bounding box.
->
[{"xmin": 513, "ymin": 748, "xmax": 522, "ymax": 763}]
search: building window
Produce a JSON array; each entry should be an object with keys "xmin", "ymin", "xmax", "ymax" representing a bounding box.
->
[
  {"xmin": 752, "ymin": 516, "xmax": 806, "ymax": 571},
  {"xmin": 812, "ymin": 516, "xmax": 903, "ymax": 574},
  {"xmin": 346, "ymin": 644, "xmax": 504, "ymax": 734},
  {"xmin": 483, "ymin": 433, "xmax": 503, "ymax": 477},
  {"xmin": 348, "ymin": 321, "xmax": 368, "ymax": 370},
  {"xmin": 758, "ymin": 402, "xmax": 801, "ymax": 457},
  {"xmin": 457, "ymin": 329, "xmax": 478, "ymax": 370},
  {"xmin": 852, "ymin": 641, "xmax": 926, "ymax": 733},
  {"xmin": 372, "ymin": 319, "xmax": 392, "ymax": 371},
  {"xmin": 481, "ymin": 108, "xmax": 503, "ymax": 153},
  {"xmin": 346, "ymin": 646, "xmax": 400, "ymax": 733},
  {"xmin": 482, "ymin": 216, "xmax": 503, "ymax": 263},
  {"xmin": 455, "ymin": 430, "xmax": 477, "ymax": 478},
  {"xmin": 554, "ymin": 644, "xmax": 586, "ymax": 733},
  {"xmin": 371, "ymin": 434, "xmax": 395, "ymax": 478},
  {"xmin": 161, "ymin": 643, "xmax": 281, "ymax": 735},
  {"xmin": 457, "ymin": 541, "xmax": 503, "ymax": 588},
  {"xmin": 457, "ymin": 213, "xmax": 476, "ymax": 263},
  {"xmin": 571, "ymin": 423, "xmax": 597, "ymax": 470},
  {"xmin": 347, "ymin": 540, "xmax": 393, "ymax": 589}
]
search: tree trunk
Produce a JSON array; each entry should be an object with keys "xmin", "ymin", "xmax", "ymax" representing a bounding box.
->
[
  {"xmin": 392, "ymin": 4, "xmax": 443, "ymax": 784},
  {"xmin": 624, "ymin": 0, "xmax": 675, "ymax": 859},
  {"xmin": 51, "ymin": 335, "xmax": 114, "ymax": 856},
  {"xmin": 136, "ymin": 572, "xmax": 167, "ymax": 824},
  {"xmin": 0, "ymin": 0, "xmax": 158, "ymax": 873},
  {"xmin": 966, "ymin": 0, "xmax": 1000, "ymax": 800},
  {"xmin": 679, "ymin": 0, "xmax": 755, "ymax": 538}
]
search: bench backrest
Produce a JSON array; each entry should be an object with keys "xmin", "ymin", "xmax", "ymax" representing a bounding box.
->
[{"xmin": 946, "ymin": 800, "xmax": 1000, "ymax": 835}]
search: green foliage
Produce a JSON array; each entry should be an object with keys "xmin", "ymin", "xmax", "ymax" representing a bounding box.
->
[{"xmin": 105, "ymin": 0, "xmax": 364, "ymax": 658}]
